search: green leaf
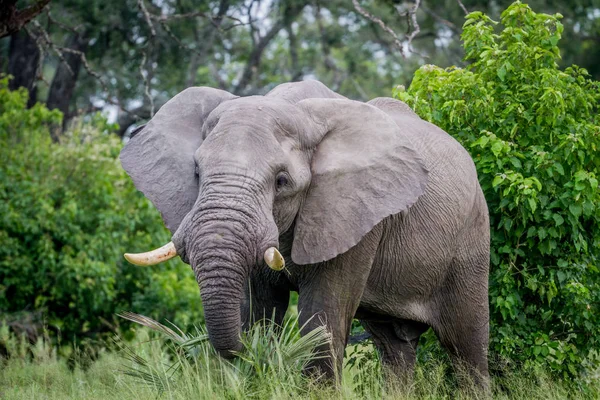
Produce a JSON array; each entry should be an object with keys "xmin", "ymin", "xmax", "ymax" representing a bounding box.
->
[
  {"xmin": 557, "ymin": 259, "xmax": 568, "ymax": 268},
  {"xmin": 552, "ymin": 214, "xmax": 564, "ymax": 226},
  {"xmin": 491, "ymin": 141, "xmax": 504, "ymax": 156},
  {"xmin": 574, "ymin": 170, "xmax": 587, "ymax": 181},
  {"xmin": 509, "ymin": 157, "xmax": 522, "ymax": 168},
  {"xmin": 472, "ymin": 135, "xmax": 490, "ymax": 147},
  {"xmin": 554, "ymin": 162, "xmax": 564, "ymax": 175},
  {"xmin": 497, "ymin": 65, "xmax": 507, "ymax": 81},
  {"xmin": 493, "ymin": 175, "xmax": 505, "ymax": 187},
  {"xmin": 583, "ymin": 201, "xmax": 594, "ymax": 216},
  {"xmin": 528, "ymin": 198, "xmax": 537, "ymax": 213},
  {"xmin": 569, "ymin": 204, "xmax": 582, "ymax": 218}
]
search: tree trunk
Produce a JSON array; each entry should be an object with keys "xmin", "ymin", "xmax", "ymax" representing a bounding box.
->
[
  {"xmin": 185, "ymin": 0, "xmax": 231, "ymax": 88},
  {"xmin": 46, "ymin": 33, "xmax": 88, "ymax": 135},
  {"xmin": 8, "ymin": 29, "xmax": 40, "ymax": 108}
]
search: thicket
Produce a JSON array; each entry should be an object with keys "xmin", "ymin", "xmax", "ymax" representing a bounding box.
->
[
  {"xmin": 396, "ymin": 1, "xmax": 600, "ymax": 376},
  {"xmin": 0, "ymin": 77, "xmax": 202, "ymax": 345}
]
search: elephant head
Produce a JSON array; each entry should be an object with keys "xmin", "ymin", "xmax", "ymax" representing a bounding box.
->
[{"xmin": 120, "ymin": 81, "xmax": 428, "ymax": 357}]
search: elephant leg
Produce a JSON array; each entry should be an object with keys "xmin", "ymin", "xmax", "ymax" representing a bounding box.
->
[
  {"xmin": 296, "ymin": 227, "xmax": 382, "ymax": 382},
  {"xmin": 361, "ymin": 319, "xmax": 428, "ymax": 381},
  {"xmin": 433, "ymin": 254, "xmax": 489, "ymax": 390},
  {"xmin": 241, "ymin": 273, "xmax": 290, "ymax": 331},
  {"xmin": 433, "ymin": 309, "xmax": 489, "ymax": 391}
]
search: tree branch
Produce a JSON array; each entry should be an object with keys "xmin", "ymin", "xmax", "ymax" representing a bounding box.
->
[
  {"xmin": 353, "ymin": 0, "xmax": 426, "ymax": 58},
  {"xmin": 23, "ymin": 25, "xmax": 50, "ymax": 86},
  {"xmin": 579, "ymin": 34, "xmax": 600, "ymax": 43},
  {"xmin": 315, "ymin": 2, "xmax": 345, "ymax": 91},
  {"xmin": 148, "ymin": 8, "xmax": 245, "ymax": 28},
  {"xmin": 139, "ymin": 49, "xmax": 155, "ymax": 117},
  {"xmin": 26, "ymin": 17, "xmax": 145, "ymax": 126},
  {"xmin": 352, "ymin": 0, "xmax": 405, "ymax": 57},
  {"xmin": 246, "ymin": 0, "xmax": 259, "ymax": 46},
  {"xmin": 58, "ymin": 46, "xmax": 108, "ymax": 94},
  {"xmin": 46, "ymin": 7, "xmax": 84, "ymax": 34},
  {"xmin": 233, "ymin": 1, "xmax": 306, "ymax": 94},
  {"xmin": 456, "ymin": 0, "xmax": 469, "ymax": 15},
  {"xmin": 137, "ymin": 0, "xmax": 156, "ymax": 37},
  {"xmin": 185, "ymin": 0, "xmax": 232, "ymax": 87},
  {"xmin": 286, "ymin": 23, "xmax": 302, "ymax": 81},
  {"xmin": 421, "ymin": 5, "xmax": 459, "ymax": 35},
  {"xmin": 28, "ymin": 19, "xmax": 74, "ymax": 76},
  {"xmin": 0, "ymin": 0, "xmax": 51, "ymax": 39},
  {"xmin": 405, "ymin": 0, "xmax": 422, "ymax": 53}
]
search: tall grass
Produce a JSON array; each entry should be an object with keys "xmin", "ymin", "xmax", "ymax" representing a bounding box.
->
[
  {"xmin": 116, "ymin": 311, "xmax": 332, "ymax": 399},
  {"xmin": 1, "ymin": 316, "xmax": 598, "ymax": 399}
]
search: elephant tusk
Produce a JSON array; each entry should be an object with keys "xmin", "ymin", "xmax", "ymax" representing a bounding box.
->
[
  {"xmin": 264, "ymin": 247, "xmax": 285, "ymax": 271},
  {"xmin": 124, "ymin": 241, "xmax": 177, "ymax": 266}
]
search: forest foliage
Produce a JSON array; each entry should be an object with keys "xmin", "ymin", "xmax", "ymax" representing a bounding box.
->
[
  {"xmin": 0, "ymin": 78, "xmax": 202, "ymax": 344},
  {"xmin": 2, "ymin": 0, "xmax": 600, "ymax": 137},
  {"xmin": 396, "ymin": 1, "xmax": 600, "ymax": 376}
]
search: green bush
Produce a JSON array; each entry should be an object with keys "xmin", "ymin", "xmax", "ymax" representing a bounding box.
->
[
  {"xmin": 0, "ymin": 77, "xmax": 203, "ymax": 344},
  {"xmin": 396, "ymin": 1, "xmax": 600, "ymax": 376}
]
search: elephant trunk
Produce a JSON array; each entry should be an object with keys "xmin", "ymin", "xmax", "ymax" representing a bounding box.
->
[
  {"xmin": 198, "ymin": 259, "xmax": 244, "ymax": 357},
  {"xmin": 184, "ymin": 189, "xmax": 274, "ymax": 358}
]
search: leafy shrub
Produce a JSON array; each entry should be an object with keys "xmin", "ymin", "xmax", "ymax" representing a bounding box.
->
[
  {"xmin": 396, "ymin": 1, "xmax": 600, "ymax": 376},
  {"xmin": 0, "ymin": 77, "xmax": 203, "ymax": 345}
]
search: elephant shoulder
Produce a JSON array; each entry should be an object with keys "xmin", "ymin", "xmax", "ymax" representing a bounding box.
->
[
  {"xmin": 368, "ymin": 98, "xmax": 477, "ymax": 182},
  {"xmin": 367, "ymin": 97, "xmax": 419, "ymax": 119}
]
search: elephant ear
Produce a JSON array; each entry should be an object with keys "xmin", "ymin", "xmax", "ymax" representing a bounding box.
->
[
  {"xmin": 120, "ymin": 87, "xmax": 236, "ymax": 233},
  {"xmin": 291, "ymin": 99, "xmax": 429, "ymax": 265}
]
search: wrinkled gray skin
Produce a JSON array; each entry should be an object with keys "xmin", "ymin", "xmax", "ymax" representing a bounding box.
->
[{"xmin": 120, "ymin": 80, "xmax": 490, "ymax": 387}]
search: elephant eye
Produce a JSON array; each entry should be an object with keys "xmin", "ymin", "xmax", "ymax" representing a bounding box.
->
[
  {"xmin": 195, "ymin": 165, "xmax": 200, "ymax": 176},
  {"xmin": 276, "ymin": 173, "xmax": 289, "ymax": 191}
]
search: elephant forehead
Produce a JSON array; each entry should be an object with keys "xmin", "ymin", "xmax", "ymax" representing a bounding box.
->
[
  {"xmin": 203, "ymin": 97, "xmax": 305, "ymax": 139},
  {"xmin": 195, "ymin": 127, "xmax": 285, "ymax": 174}
]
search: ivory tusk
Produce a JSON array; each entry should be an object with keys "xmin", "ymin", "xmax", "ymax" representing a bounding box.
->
[
  {"xmin": 124, "ymin": 241, "xmax": 177, "ymax": 266},
  {"xmin": 264, "ymin": 247, "xmax": 285, "ymax": 271}
]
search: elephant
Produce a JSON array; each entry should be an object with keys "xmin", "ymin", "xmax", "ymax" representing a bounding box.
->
[{"xmin": 120, "ymin": 80, "xmax": 490, "ymax": 388}]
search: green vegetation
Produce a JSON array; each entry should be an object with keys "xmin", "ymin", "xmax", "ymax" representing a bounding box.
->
[
  {"xmin": 396, "ymin": 1, "xmax": 600, "ymax": 377},
  {"xmin": 0, "ymin": 77, "xmax": 203, "ymax": 344},
  {"xmin": 1, "ymin": 1, "xmax": 600, "ymax": 398},
  {"xmin": 1, "ymin": 321, "xmax": 599, "ymax": 399}
]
